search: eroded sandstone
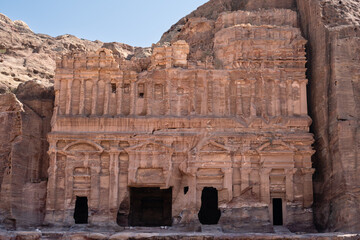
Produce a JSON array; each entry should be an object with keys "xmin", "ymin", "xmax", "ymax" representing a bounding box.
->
[
  {"xmin": 45, "ymin": 8, "xmax": 315, "ymax": 233},
  {"xmin": 0, "ymin": 0, "xmax": 359, "ymax": 234}
]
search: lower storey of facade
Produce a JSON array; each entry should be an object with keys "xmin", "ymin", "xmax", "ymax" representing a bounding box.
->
[{"xmin": 44, "ymin": 131, "xmax": 315, "ymax": 232}]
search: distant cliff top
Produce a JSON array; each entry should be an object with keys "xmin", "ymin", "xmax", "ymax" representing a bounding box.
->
[
  {"xmin": 160, "ymin": 0, "xmax": 360, "ymax": 43},
  {"xmin": 0, "ymin": 13, "xmax": 150, "ymax": 92}
]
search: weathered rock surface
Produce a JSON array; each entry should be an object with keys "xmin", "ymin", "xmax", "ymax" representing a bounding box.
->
[
  {"xmin": 0, "ymin": 14, "xmax": 151, "ymax": 229},
  {"xmin": 1, "ymin": 230, "xmax": 360, "ymax": 240},
  {"xmin": 0, "ymin": 81, "xmax": 54, "ymax": 228},
  {"xmin": 46, "ymin": 7, "xmax": 315, "ymax": 233},
  {"xmin": 296, "ymin": 0, "xmax": 360, "ymax": 232},
  {"xmin": 0, "ymin": 13, "xmax": 151, "ymax": 92},
  {"xmin": 0, "ymin": 0, "xmax": 359, "ymax": 233},
  {"xmin": 160, "ymin": 0, "xmax": 360, "ymax": 233}
]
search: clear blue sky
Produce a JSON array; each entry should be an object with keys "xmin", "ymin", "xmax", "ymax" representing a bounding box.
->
[{"xmin": 1, "ymin": 0, "xmax": 208, "ymax": 47}]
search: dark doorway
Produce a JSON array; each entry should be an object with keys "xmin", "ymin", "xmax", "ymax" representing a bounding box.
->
[
  {"xmin": 74, "ymin": 196, "xmax": 88, "ymax": 224},
  {"xmin": 273, "ymin": 198, "xmax": 283, "ymax": 225},
  {"xmin": 198, "ymin": 187, "xmax": 221, "ymax": 224},
  {"xmin": 129, "ymin": 187, "xmax": 172, "ymax": 226}
]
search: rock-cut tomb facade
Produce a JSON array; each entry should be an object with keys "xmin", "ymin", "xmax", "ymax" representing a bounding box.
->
[{"xmin": 45, "ymin": 9, "xmax": 315, "ymax": 232}]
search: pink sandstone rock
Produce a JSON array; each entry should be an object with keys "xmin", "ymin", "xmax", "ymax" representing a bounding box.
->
[{"xmin": 0, "ymin": 0, "xmax": 359, "ymax": 234}]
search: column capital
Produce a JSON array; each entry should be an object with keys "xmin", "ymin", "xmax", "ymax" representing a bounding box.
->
[
  {"xmin": 260, "ymin": 168, "xmax": 272, "ymax": 175},
  {"xmin": 300, "ymin": 168, "xmax": 315, "ymax": 175},
  {"xmin": 285, "ymin": 168, "xmax": 297, "ymax": 175}
]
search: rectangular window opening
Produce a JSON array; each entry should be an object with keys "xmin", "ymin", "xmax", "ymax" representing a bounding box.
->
[
  {"xmin": 138, "ymin": 83, "xmax": 145, "ymax": 98},
  {"xmin": 111, "ymin": 83, "xmax": 117, "ymax": 93}
]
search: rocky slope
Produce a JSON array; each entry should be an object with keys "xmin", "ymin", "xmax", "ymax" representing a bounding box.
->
[
  {"xmin": 0, "ymin": 0, "xmax": 360, "ymax": 232},
  {"xmin": 0, "ymin": 13, "xmax": 151, "ymax": 92}
]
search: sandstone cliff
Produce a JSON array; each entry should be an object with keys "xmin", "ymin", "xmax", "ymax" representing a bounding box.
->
[
  {"xmin": 297, "ymin": 0, "xmax": 360, "ymax": 233},
  {"xmin": 159, "ymin": 0, "xmax": 360, "ymax": 232},
  {"xmin": 0, "ymin": 0, "xmax": 360, "ymax": 232}
]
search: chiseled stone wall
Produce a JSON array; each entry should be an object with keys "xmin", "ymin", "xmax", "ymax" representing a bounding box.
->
[{"xmin": 45, "ymin": 9, "xmax": 315, "ymax": 232}]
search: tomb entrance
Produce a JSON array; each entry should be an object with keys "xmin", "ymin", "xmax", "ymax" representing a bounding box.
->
[
  {"xmin": 128, "ymin": 187, "xmax": 172, "ymax": 226},
  {"xmin": 74, "ymin": 196, "xmax": 88, "ymax": 224},
  {"xmin": 272, "ymin": 198, "xmax": 283, "ymax": 225},
  {"xmin": 198, "ymin": 187, "xmax": 221, "ymax": 225}
]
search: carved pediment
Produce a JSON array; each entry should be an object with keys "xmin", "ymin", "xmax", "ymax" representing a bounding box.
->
[
  {"xmin": 199, "ymin": 141, "xmax": 230, "ymax": 152},
  {"xmin": 256, "ymin": 140, "xmax": 296, "ymax": 154},
  {"xmin": 126, "ymin": 142, "xmax": 173, "ymax": 153},
  {"xmin": 64, "ymin": 140, "xmax": 103, "ymax": 153}
]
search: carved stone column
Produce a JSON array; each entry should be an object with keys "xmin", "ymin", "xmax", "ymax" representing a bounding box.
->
[
  {"xmin": 301, "ymin": 168, "xmax": 315, "ymax": 207},
  {"xmin": 46, "ymin": 150, "xmax": 57, "ymax": 210},
  {"xmin": 274, "ymin": 80, "xmax": 281, "ymax": 116},
  {"xmin": 270, "ymin": 81, "xmax": 276, "ymax": 116},
  {"xmin": 104, "ymin": 81, "xmax": 110, "ymax": 115},
  {"xmin": 223, "ymin": 168, "xmax": 233, "ymax": 201},
  {"xmin": 300, "ymin": 80, "xmax": 308, "ymax": 115},
  {"xmin": 118, "ymin": 151, "xmax": 129, "ymax": 206},
  {"xmin": 79, "ymin": 79, "xmax": 85, "ymax": 115},
  {"xmin": 91, "ymin": 81, "xmax": 98, "ymax": 116},
  {"xmin": 65, "ymin": 79, "xmax": 73, "ymax": 115},
  {"xmin": 285, "ymin": 168, "xmax": 297, "ymax": 202},
  {"xmin": 109, "ymin": 152, "xmax": 120, "ymax": 214},
  {"xmin": 240, "ymin": 168, "xmax": 251, "ymax": 193},
  {"xmin": 260, "ymin": 168, "xmax": 272, "ymax": 204},
  {"xmin": 232, "ymin": 166, "xmax": 241, "ymax": 197},
  {"xmin": 287, "ymin": 80, "xmax": 293, "ymax": 116},
  {"xmin": 250, "ymin": 83, "xmax": 256, "ymax": 117},
  {"xmin": 117, "ymin": 78, "xmax": 123, "ymax": 115},
  {"xmin": 130, "ymin": 82, "xmax": 136, "ymax": 116},
  {"xmin": 236, "ymin": 82, "xmax": 243, "ymax": 116},
  {"xmin": 89, "ymin": 163, "xmax": 101, "ymax": 223},
  {"xmin": 64, "ymin": 163, "xmax": 74, "ymax": 223}
]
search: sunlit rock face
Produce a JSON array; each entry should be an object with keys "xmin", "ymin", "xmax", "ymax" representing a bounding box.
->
[
  {"xmin": 45, "ymin": 8, "xmax": 315, "ymax": 232},
  {"xmin": 1, "ymin": 0, "xmax": 359, "ymax": 233}
]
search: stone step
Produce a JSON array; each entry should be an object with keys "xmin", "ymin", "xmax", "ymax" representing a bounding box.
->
[
  {"xmin": 273, "ymin": 225, "xmax": 294, "ymax": 234},
  {"xmin": 201, "ymin": 224, "xmax": 223, "ymax": 233}
]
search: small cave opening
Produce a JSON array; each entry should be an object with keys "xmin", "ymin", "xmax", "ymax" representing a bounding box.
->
[
  {"xmin": 198, "ymin": 187, "xmax": 221, "ymax": 225},
  {"xmin": 74, "ymin": 196, "xmax": 88, "ymax": 224},
  {"xmin": 272, "ymin": 198, "xmax": 283, "ymax": 225},
  {"xmin": 128, "ymin": 187, "xmax": 172, "ymax": 226}
]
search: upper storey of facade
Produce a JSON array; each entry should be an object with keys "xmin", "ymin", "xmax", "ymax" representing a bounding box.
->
[{"xmin": 53, "ymin": 9, "xmax": 309, "ymax": 133}]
